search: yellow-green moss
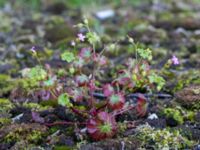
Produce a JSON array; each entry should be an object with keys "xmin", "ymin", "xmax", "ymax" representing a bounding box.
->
[
  {"xmin": 2, "ymin": 123, "xmax": 47, "ymax": 144},
  {"xmin": 0, "ymin": 98, "xmax": 13, "ymax": 112},
  {"xmin": 136, "ymin": 124, "xmax": 194, "ymax": 149},
  {"xmin": 162, "ymin": 106, "xmax": 196, "ymax": 124},
  {"xmin": 22, "ymin": 102, "xmax": 52, "ymax": 111},
  {"xmin": 0, "ymin": 118, "xmax": 11, "ymax": 126},
  {"xmin": 0, "ymin": 74, "xmax": 16, "ymax": 97}
]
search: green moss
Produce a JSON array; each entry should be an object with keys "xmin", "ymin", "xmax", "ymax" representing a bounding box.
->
[
  {"xmin": 163, "ymin": 107, "xmax": 196, "ymax": 124},
  {"xmin": 0, "ymin": 118, "xmax": 11, "ymax": 126},
  {"xmin": 54, "ymin": 146, "xmax": 75, "ymax": 150},
  {"xmin": 163, "ymin": 107, "xmax": 184, "ymax": 125},
  {"xmin": 0, "ymin": 74, "xmax": 17, "ymax": 97},
  {"xmin": 0, "ymin": 98, "xmax": 13, "ymax": 112},
  {"xmin": 23, "ymin": 102, "xmax": 52, "ymax": 111},
  {"xmin": 5, "ymin": 130, "xmax": 43, "ymax": 143},
  {"xmin": 173, "ymin": 70, "xmax": 200, "ymax": 92},
  {"xmin": 136, "ymin": 124, "xmax": 194, "ymax": 149},
  {"xmin": 3, "ymin": 124, "xmax": 47, "ymax": 144}
]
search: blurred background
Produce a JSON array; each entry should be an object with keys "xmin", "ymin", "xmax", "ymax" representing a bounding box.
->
[
  {"xmin": 0, "ymin": 1, "xmax": 200, "ymax": 149},
  {"xmin": 0, "ymin": 0, "xmax": 200, "ymax": 75}
]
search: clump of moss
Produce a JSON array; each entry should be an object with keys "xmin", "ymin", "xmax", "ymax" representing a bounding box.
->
[
  {"xmin": 0, "ymin": 99, "xmax": 13, "ymax": 127},
  {"xmin": 163, "ymin": 106, "xmax": 196, "ymax": 125},
  {"xmin": 0, "ymin": 74, "xmax": 17, "ymax": 97},
  {"xmin": 163, "ymin": 107, "xmax": 184, "ymax": 125},
  {"xmin": 22, "ymin": 102, "xmax": 52, "ymax": 111},
  {"xmin": 173, "ymin": 70, "xmax": 200, "ymax": 92},
  {"xmin": 0, "ymin": 98, "xmax": 13, "ymax": 112},
  {"xmin": 135, "ymin": 124, "xmax": 194, "ymax": 149},
  {"xmin": 0, "ymin": 123, "xmax": 47, "ymax": 144},
  {"xmin": 0, "ymin": 118, "xmax": 11, "ymax": 127}
]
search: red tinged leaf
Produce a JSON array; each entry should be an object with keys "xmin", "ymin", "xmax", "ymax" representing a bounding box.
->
[
  {"xmin": 113, "ymin": 70, "xmax": 131, "ymax": 86},
  {"xmin": 79, "ymin": 47, "xmax": 92, "ymax": 60},
  {"xmin": 75, "ymin": 74, "xmax": 89, "ymax": 86},
  {"xmin": 88, "ymin": 79, "xmax": 99, "ymax": 92},
  {"xmin": 108, "ymin": 93, "xmax": 125, "ymax": 110},
  {"xmin": 136, "ymin": 94, "xmax": 148, "ymax": 117},
  {"xmin": 87, "ymin": 111, "xmax": 117, "ymax": 140},
  {"xmin": 93, "ymin": 54, "xmax": 108, "ymax": 66},
  {"xmin": 74, "ymin": 58, "xmax": 85, "ymax": 68},
  {"xmin": 103, "ymin": 84, "xmax": 114, "ymax": 97},
  {"xmin": 67, "ymin": 88, "xmax": 83, "ymax": 102}
]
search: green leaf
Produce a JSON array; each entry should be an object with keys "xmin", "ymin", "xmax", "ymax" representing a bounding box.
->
[
  {"xmin": 86, "ymin": 32, "xmax": 100, "ymax": 45},
  {"xmin": 43, "ymin": 76, "xmax": 56, "ymax": 87},
  {"xmin": 137, "ymin": 48, "xmax": 152, "ymax": 60},
  {"xmin": 61, "ymin": 51, "xmax": 75, "ymax": 63},
  {"xmin": 148, "ymin": 73, "xmax": 165, "ymax": 91},
  {"xmin": 58, "ymin": 93, "xmax": 73, "ymax": 107},
  {"xmin": 27, "ymin": 66, "xmax": 47, "ymax": 81}
]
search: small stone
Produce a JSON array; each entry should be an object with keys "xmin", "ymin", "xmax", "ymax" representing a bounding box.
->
[
  {"xmin": 175, "ymin": 85, "xmax": 200, "ymax": 108},
  {"xmin": 148, "ymin": 113, "xmax": 158, "ymax": 120},
  {"xmin": 95, "ymin": 9, "xmax": 115, "ymax": 21}
]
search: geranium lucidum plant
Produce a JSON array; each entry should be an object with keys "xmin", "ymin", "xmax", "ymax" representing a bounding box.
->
[{"xmin": 22, "ymin": 18, "xmax": 178, "ymax": 140}]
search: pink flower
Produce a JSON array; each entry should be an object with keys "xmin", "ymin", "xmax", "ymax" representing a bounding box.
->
[
  {"xmin": 30, "ymin": 46, "xmax": 36, "ymax": 54},
  {"xmin": 77, "ymin": 33, "xmax": 85, "ymax": 42},
  {"xmin": 171, "ymin": 55, "xmax": 179, "ymax": 65}
]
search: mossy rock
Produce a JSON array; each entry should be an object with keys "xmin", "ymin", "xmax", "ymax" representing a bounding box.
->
[
  {"xmin": 0, "ymin": 98, "xmax": 13, "ymax": 112},
  {"xmin": 173, "ymin": 70, "xmax": 200, "ymax": 92},
  {"xmin": 0, "ymin": 74, "xmax": 17, "ymax": 97},
  {"xmin": 44, "ymin": 23, "xmax": 75, "ymax": 43},
  {"xmin": 0, "ymin": 123, "xmax": 47, "ymax": 144},
  {"xmin": 80, "ymin": 137, "xmax": 141, "ymax": 150},
  {"xmin": 175, "ymin": 85, "xmax": 200, "ymax": 109},
  {"xmin": 22, "ymin": 102, "xmax": 52, "ymax": 111}
]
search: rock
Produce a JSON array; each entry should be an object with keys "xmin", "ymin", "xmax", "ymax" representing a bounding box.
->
[
  {"xmin": 80, "ymin": 137, "xmax": 141, "ymax": 150},
  {"xmin": 95, "ymin": 9, "xmax": 115, "ymax": 21},
  {"xmin": 178, "ymin": 124, "xmax": 200, "ymax": 141},
  {"xmin": 148, "ymin": 113, "xmax": 158, "ymax": 120},
  {"xmin": 44, "ymin": 24, "xmax": 75, "ymax": 43},
  {"xmin": 195, "ymin": 112, "xmax": 200, "ymax": 122},
  {"xmin": 146, "ymin": 118, "xmax": 166, "ymax": 128},
  {"xmin": 0, "ymin": 64, "xmax": 15, "ymax": 74},
  {"xmin": 45, "ymin": 2, "xmax": 67, "ymax": 14},
  {"xmin": 0, "ymin": 123, "xmax": 47, "ymax": 143},
  {"xmin": 175, "ymin": 85, "xmax": 200, "ymax": 109}
]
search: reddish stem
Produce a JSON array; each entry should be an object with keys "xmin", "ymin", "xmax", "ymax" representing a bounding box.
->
[
  {"xmin": 44, "ymin": 121, "xmax": 87, "ymax": 126},
  {"xmin": 96, "ymin": 102, "xmax": 108, "ymax": 112},
  {"xmin": 71, "ymin": 107, "xmax": 88, "ymax": 118},
  {"xmin": 112, "ymin": 105, "xmax": 136, "ymax": 117}
]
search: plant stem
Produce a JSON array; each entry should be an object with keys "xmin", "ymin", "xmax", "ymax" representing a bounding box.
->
[
  {"xmin": 44, "ymin": 121, "xmax": 87, "ymax": 126},
  {"xmin": 70, "ymin": 107, "xmax": 88, "ymax": 118}
]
